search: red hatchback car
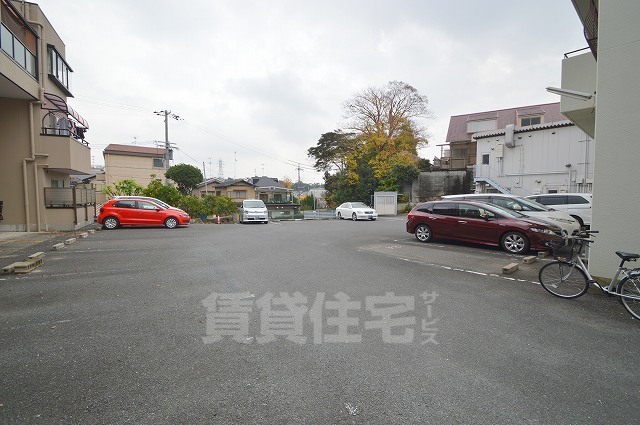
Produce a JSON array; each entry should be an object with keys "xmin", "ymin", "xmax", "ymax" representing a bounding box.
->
[
  {"xmin": 98, "ymin": 198, "xmax": 190, "ymax": 230},
  {"xmin": 406, "ymin": 200, "xmax": 562, "ymax": 254}
]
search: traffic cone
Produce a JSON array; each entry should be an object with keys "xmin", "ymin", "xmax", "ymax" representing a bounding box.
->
[{"xmin": 216, "ymin": 215, "xmax": 221, "ymax": 224}]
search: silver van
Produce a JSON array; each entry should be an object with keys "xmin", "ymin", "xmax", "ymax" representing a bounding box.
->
[
  {"xmin": 239, "ymin": 199, "xmax": 268, "ymax": 224},
  {"xmin": 442, "ymin": 193, "xmax": 581, "ymax": 235},
  {"xmin": 525, "ymin": 193, "xmax": 592, "ymax": 228}
]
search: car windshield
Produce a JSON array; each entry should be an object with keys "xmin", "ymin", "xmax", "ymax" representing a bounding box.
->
[
  {"xmin": 484, "ymin": 203, "xmax": 527, "ymax": 218},
  {"xmin": 351, "ymin": 202, "xmax": 369, "ymax": 208},
  {"xmin": 512, "ymin": 198, "xmax": 550, "ymax": 212},
  {"xmin": 244, "ymin": 200, "xmax": 265, "ymax": 208}
]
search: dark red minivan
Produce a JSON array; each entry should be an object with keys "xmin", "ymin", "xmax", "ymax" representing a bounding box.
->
[{"xmin": 406, "ymin": 200, "xmax": 562, "ymax": 254}]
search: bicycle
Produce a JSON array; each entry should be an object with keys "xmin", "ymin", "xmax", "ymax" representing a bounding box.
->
[{"xmin": 538, "ymin": 230, "xmax": 640, "ymax": 320}]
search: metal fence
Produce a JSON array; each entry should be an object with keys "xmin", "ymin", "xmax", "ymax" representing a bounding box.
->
[
  {"xmin": 44, "ymin": 187, "xmax": 96, "ymax": 208},
  {"xmin": 303, "ymin": 210, "xmax": 336, "ymax": 220}
]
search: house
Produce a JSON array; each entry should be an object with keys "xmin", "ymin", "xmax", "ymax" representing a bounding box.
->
[
  {"xmin": 472, "ymin": 119, "xmax": 594, "ymax": 196},
  {"xmin": 556, "ymin": 0, "xmax": 640, "ymax": 279},
  {"xmin": 435, "ymin": 103, "xmax": 594, "ymax": 197},
  {"xmin": 251, "ymin": 176, "xmax": 299, "ymax": 219},
  {"xmin": 436, "ymin": 103, "xmax": 567, "ymax": 170},
  {"xmin": 193, "ymin": 176, "xmax": 300, "ymax": 219},
  {"xmin": 103, "ymin": 144, "xmax": 168, "ymax": 188},
  {"xmin": 0, "ymin": 0, "xmax": 93, "ymax": 231}
]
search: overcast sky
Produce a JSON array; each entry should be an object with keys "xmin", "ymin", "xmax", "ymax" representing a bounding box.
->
[{"xmin": 34, "ymin": 0, "xmax": 586, "ymax": 183}]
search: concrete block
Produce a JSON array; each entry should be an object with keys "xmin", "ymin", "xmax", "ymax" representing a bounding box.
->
[
  {"xmin": 64, "ymin": 238, "xmax": 77, "ymax": 245},
  {"xmin": 537, "ymin": 251, "xmax": 550, "ymax": 258},
  {"xmin": 78, "ymin": 232, "xmax": 89, "ymax": 239},
  {"xmin": 87, "ymin": 229, "xmax": 96, "ymax": 234},
  {"xmin": 13, "ymin": 258, "xmax": 43, "ymax": 273},
  {"xmin": 28, "ymin": 252, "xmax": 45, "ymax": 259},
  {"xmin": 523, "ymin": 255, "xmax": 538, "ymax": 264},
  {"xmin": 2, "ymin": 264, "xmax": 16, "ymax": 274},
  {"xmin": 502, "ymin": 263, "xmax": 519, "ymax": 274},
  {"xmin": 52, "ymin": 243, "xmax": 66, "ymax": 251}
]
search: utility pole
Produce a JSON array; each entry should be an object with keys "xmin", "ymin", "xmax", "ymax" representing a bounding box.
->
[
  {"xmin": 203, "ymin": 161, "xmax": 207, "ymax": 197},
  {"xmin": 154, "ymin": 109, "xmax": 181, "ymax": 183},
  {"xmin": 296, "ymin": 163, "xmax": 302, "ymax": 202}
]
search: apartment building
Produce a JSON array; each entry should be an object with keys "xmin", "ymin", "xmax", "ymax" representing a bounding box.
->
[
  {"xmin": 558, "ymin": 0, "xmax": 640, "ymax": 278},
  {"xmin": 0, "ymin": 0, "xmax": 93, "ymax": 231}
]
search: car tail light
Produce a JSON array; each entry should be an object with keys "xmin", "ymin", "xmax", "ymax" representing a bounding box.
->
[{"xmin": 407, "ymin": 212, "xmax": 414, "ymax": 220}]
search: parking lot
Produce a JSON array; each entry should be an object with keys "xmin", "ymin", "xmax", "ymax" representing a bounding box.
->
[{"xmin": 1, "ymin": 218, "xmax": 638, "ymax": 423}]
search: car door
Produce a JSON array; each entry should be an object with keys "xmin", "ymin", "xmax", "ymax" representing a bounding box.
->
[
  {"xmin": 136, "ymin": 201, "xmax": 163, "ymax": 225},
  {"xmin": 112, "ymin": 200, "xmax": 137, "ymax": 225},
  {"xmin": 456, "ymin": 204, "xmax": 499, "ymax": 243},
  {"xmin": 429, "ymin": 203, "xmax": 460, "ymax": 238}
]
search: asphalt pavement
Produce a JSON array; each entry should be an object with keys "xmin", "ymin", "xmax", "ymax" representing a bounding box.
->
[{"xmin": 1, "ymin": 219, "xmax": 638, "ymax": 424}]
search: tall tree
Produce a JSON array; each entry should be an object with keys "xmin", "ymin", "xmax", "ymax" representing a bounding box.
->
[
  {"xmin": 307, "ymin": 130, "xmax": 358, "ymax": 173},
  {"xmin": 342, "ymin": 81, "xmax": 431, "ymax": 142},
  {"xmin": 165, "ymin": 163, "xmax": 203, "ymax": 195}
]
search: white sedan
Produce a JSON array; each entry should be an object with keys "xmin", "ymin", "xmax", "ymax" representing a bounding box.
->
[{"xmin": 335, "ymin": 202, "xmax": 378, "ymax": 221}]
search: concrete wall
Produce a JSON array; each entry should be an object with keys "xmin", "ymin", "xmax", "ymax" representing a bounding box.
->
[
  {"xmin": 411, "ymin": 170, "xmax": 472, "ymax": 202},
  {"xmin": 588, "ymin": 1, "xmax": 640, "ymax": 279}
]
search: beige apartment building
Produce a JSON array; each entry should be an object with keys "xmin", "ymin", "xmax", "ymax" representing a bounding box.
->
[
  {"xmin": 0, "ymin": 0, "xmax": 93, "ymax": 231},
  {"xmin": 103, "ymin": 144, "xmax": 168, "ymax": 188},
  {"xmin": 556, "ymin": 0, "xmax": 640, "ymax": 279}
]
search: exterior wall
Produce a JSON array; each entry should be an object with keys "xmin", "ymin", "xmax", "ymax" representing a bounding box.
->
[
  {"xmin": 588, "ymin": 1, "xmax": 640, "ymax": 279},
  {"xmin": 474, "ymin": 124, "xmax": 594, "ymax": 196},
  {"xmin": 411, "ymin": 170, "xmax": 472, "ymax": 202},
  {"xmin": 104, "ymin": 153, "xmax": 166, "ymax": 187},
  {"xmin": 0, "ymin": 2, "xmax": 91, "ymax": 232}
]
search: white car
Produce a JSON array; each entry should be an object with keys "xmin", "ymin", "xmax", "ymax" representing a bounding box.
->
[
  {"xmin": 526, "ymin": 193, "xmax": 592, "ymax": 228},
  {"xmin": 239, "ymin": 199, "xmax": 268, "ymax": 224},
  {"xmin": 335, "ymin": 202, "xmax": 378, "ymax": 221},
  {"xmin": 442, "ymin": 193, "xmax": 580, "ymax": 235}
]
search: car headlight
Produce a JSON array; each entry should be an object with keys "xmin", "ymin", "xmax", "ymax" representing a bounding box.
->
[
  {"xmin": 180, "ymin": 213, "xmax": 190, "ymax": 218},
  {"xmin": 530, "ymin": 227, "xmax": 556, "ymax": 235}
]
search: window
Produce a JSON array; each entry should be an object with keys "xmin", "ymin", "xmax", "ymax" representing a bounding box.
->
[
  {"xmin": 467, "ymin": 119, "xmax": 497, "ymax": 133},
  {"xmin": 432, "ymin": 203, "xmax": 458, "ymax": 217},
  {"xmin": 50, "ymin": 179, "xmax": 64, "ymax": 188},
  {"xmin": 482, "ymin": 153, "xmax": 490, "ymax": 165},
  {"xmin": 113, "ymin": 200, "xmax": 136, "ymax": 209},
  {"xmin": 153, "ymin": 158, "xmax": 165, "ymax": 168},
  {"xmin": 138, "ymin": 201, "xmax": 159, "ymax": 210},
  {"xmin": 520, "ymin": 116, "xmax": 542, "ymax": 127},
  {"xmin": 567, "ymin": 195, "xmax": 589, "ymax": 204},
  {"xmin": 47, "ymin": 45, "xmax": 72, "ymax": 92},
  {"xmin": 231, "ymin": 190, "xmax": 247, "ymax": 199},
  {"xmin": 537, "ymin": 195, "xmax": 566, "ymax": 206}
]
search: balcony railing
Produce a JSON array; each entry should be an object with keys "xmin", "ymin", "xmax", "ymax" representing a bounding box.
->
[
  {"xmin": 1, "ymin": 22, "xmax": 37, "ymax": 79},
  {"xmin": 44, "ymin": 187, "xmax": 96, "ymax": 208}
]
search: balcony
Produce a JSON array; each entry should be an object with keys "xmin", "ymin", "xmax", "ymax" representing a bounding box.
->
[{"xmin": 559, "ymin": 51, "xmax": 597, "ymax": 138}]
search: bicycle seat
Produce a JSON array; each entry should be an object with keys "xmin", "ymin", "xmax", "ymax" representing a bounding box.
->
[{"xmin": 616, "ymin": 251, "xmax": 640, "ymax": 261}]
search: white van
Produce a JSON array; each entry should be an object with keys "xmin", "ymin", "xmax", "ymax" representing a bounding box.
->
[
  {"xmin": 525, "ymin": 193, "xmax": 592, "ymax": 228},
  {"xmin": 239, "ymin": 199, "xmax": 268, "ymax": 224},
  {"xmin": 442, "ymin": 193, "xmax": 581, "ymax": 235}
]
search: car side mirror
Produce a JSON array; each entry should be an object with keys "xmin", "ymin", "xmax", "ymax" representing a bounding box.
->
[{"xmin": 156, "ymin": 208, "xmax": 162, "ymax": 212}]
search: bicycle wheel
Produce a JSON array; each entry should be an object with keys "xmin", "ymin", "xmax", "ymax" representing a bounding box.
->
[
  {"xmin": 538, "ymin": 261, "xmax": 589, "ymax": 298},
  {"xmin": 617, "ymin": 274, "xmax": 640, "ymax": 320}
]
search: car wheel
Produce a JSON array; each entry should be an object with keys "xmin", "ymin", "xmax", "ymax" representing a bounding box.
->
[
  {"xmin": 501, "ymin": 231, "xmax": 530, "ymax": 254},
  {"xmin": 102, "ymin": 216, "xmax": 119, "ymax": 230},
  {"xmin": 352, "ymin": 212, "xmax": 357, "ymax": 221},
  {"xmin": 571, "ymin": 215, "xmax": 585, "ymax": 229},
  {"xmin": 415, "ymin": 224, "xmax": 432, "ymax": 243},
  {"xmin": 164, "ymin": 217, "xmax": 178, "ymax": 229},
  {"xmin": 337, "ymin": 212, "xmax": 342, "ymax": 219}
]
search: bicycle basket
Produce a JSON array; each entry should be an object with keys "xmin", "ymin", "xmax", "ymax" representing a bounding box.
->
[{"xmin": 547, "ymin": 237, "xmax": 576, "ymax": 260}]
